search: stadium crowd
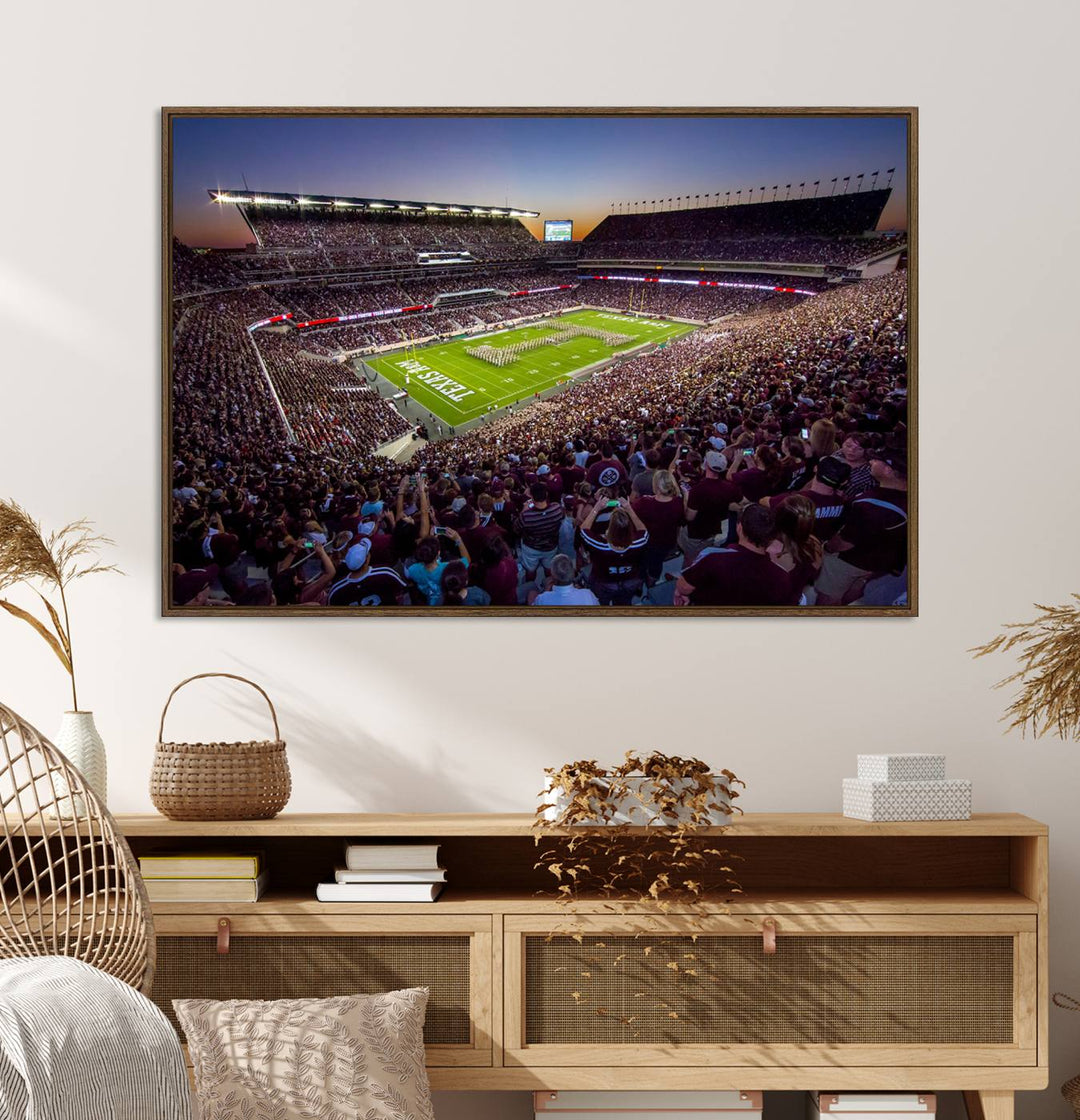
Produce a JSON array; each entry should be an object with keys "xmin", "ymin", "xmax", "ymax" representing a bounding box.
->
[
  {"xmin": 171, "ymin": 270, "xmax": 908, "ymax": 610},
  {"xmin": 246, "ymin": 211, "xmax": 548, "ymax": 264}
]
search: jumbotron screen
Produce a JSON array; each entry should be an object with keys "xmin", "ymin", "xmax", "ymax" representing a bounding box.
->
[{"xmin": 544, "ymin": 219, "xmax": 573, "ymax": 242}]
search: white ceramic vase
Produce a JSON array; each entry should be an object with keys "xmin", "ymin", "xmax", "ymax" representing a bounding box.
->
[{"xmin": 54, "ymin": 711, "xmax": 107, "ymax": 814}]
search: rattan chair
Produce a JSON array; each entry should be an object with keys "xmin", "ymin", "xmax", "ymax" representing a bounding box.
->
[{"xmin": 0, "ymin": 701, "xmax": 154, "ymax": 995}]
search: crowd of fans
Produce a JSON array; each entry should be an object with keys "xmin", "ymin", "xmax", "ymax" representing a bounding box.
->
[
  {"xmin": 581, "ymin": 233, "xmax": 902, "ymax": 266},
  {"xmin": 581, "ymin": 192, "xmax": 903, "ymax": 266},
  {"xmin": 171, "ymin": 270, "xmax": 909, "ymax": 610},
  {"xmin": 246, "ymin": 210, "xmax": 547, "ymax": 264},
  {"xmin": 572, "ymin": 278, "xmax": 814, "ymax": 321}
]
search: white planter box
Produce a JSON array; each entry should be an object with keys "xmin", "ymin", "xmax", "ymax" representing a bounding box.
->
[
  {"xmin": 857, "ymin": 754, "xmax": 946, "ymax": 782},
  {"xmin": 541, "ymin": 776, "xmax": 733, "ymax": 827},
  {"xmin": 842, "ymin": 778, "xmax": 972, "ymax": 822}
]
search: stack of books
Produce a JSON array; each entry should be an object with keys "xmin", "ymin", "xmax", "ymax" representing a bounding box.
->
[
  {"xmin": 316, "ymin": 843, "xmax": 445, "ymax": 903},
  {"xmin": 139, "ymin": 851, "xmax": 269, "ymax": 902},
  {"xmin": 843, "ymin": 753, "xmax": 972, "ymax": 822}
]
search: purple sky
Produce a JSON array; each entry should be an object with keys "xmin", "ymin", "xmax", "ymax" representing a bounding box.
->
[{"xmin": 172, "ymin": 113, "xmax": 909, "ymax": 247}]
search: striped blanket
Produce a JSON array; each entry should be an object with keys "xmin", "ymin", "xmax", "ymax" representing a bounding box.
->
[{"xmin": 0, "ymin": 956, "xmax": 192, "ymax": 1119}]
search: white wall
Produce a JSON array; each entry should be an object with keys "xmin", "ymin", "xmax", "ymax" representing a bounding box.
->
[{"xmin": 2, "ymin": 2, "xmax": 1078, "ymax": 1117}]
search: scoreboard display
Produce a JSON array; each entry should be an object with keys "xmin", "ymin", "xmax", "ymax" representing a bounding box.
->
[{"xmin": 544, "ymin": 219, "xmax": 573, "ymax": 242}]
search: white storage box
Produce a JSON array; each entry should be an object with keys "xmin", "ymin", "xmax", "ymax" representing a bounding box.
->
[
  {"xmin": 535, "ymin": 1089, "xmax": 762, "ymax": 1115},
  {"xmin": 843, "ymin": 778, "xmax": 972, "ymax": 822},
  {"xmin": 540, "ymin": 776, "xmax": 733, "ymax": 827},
  {"xmin": 809, "ymin": 1093, "xmax": 936, "ymax": 1120},
  {"xmin": 857, "ymin": 754, "xmax": 945, "ymax": 782}
]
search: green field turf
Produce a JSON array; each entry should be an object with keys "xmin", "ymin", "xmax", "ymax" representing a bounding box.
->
[{"xmin": 363, "ymin": 308, "xmax": 694, "ymax": 427}]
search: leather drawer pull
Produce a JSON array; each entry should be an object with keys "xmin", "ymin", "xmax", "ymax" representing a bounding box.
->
[
  {"xmin": 762, "ymin": 917, "xmax": 777, "ymax": 955},
  {"xmin": 217, "ymin": 917, "xmax": 231, "ymax": 955}
]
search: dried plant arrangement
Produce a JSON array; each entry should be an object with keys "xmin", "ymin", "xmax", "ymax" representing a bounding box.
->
[
  {"xmin": 533, "ymin": 752, "xmax": 745, "ymax": 1034},
  {"xmin": 971, "ymin": 594, "xmax": 1080, "ymax": 738},
  {"xmin": 0, "ymin": 499, "xmax": 118, "ymax": 710}
]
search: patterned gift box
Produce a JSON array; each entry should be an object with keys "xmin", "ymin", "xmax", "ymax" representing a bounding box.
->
[
  {"xmin": 856, "ymin": 754, "xmax": 946, "ymax": 782},
  {"xmin": 842, "ymin": 778, "xmax": 972, "ymax": 822}
]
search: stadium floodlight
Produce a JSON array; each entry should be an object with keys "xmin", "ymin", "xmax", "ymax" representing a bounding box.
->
[
  {"xmin": 368, "ymin": 202, "xmax": 391, "ymax": 208},
  {"xmin": 471, "ymin": 207, "xmax": 487, "ymax": 214},
  {"xmin": 425, "ymin": 205, "xmax": 444, "ymax": 212},
  {"xmin": 398, "ymin": 203, "xmax": 421, "ymax": 210}
]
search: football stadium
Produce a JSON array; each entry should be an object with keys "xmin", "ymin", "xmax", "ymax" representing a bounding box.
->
[{"xmin": 170, "ymin": 165, "xmax": 909, "ymax": 612}]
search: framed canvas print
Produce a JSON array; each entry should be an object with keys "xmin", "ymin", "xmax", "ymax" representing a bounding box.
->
[{"xmin": 163, "ymin": 107, "xmax": 915, "ymax": 616}]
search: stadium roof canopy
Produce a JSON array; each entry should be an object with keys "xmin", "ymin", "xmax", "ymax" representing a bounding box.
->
[{"xmin": 208, "ymin": 189, "xmax": 539, "ymax": 218}]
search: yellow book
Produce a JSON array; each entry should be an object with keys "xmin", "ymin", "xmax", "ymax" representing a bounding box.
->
[
  {"xmin": 145, "ymin": 871, "xmax": 269, "ymax": 903},
  {"xmin": 139, "ymin": 851, "xmax": 262, "ymax": 879}
]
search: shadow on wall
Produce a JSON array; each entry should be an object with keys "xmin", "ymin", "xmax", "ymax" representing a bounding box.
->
[{"xmin": 219, "ymin": 663, "xmax": 502, "ymax": 812}]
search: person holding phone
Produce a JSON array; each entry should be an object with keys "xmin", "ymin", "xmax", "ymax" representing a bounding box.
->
[
  {"xmin": 405, "ymin": 527, "xmax": 471, "ymax": 607},
  {"xmin": 578, "ymin": 496, "xmax": 649, "ymax": 606}
]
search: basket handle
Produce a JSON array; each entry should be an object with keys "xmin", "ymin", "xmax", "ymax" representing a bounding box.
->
[{"xmin": 158, "ymin": 673, "xmax": 281, "ymax": 743}]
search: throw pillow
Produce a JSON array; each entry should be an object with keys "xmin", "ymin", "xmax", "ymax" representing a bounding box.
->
[{"xmin": 174, "ymin": 986, "xmax": 434, "ymax": 1120}]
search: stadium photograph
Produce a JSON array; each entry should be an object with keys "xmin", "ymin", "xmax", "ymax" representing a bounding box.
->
[{"xmin": 164, "ymin": 108, "xmax": 913, "ymax": 615}]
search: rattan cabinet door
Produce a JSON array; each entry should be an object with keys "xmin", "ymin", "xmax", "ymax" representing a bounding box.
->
[
  {"xmin": 504, "ymin": 913, "xmax": 1037, "ymax": 1068},
  {"xmin": 153, "ymin": 914, "xmax": 492, "ymax": 1067}
]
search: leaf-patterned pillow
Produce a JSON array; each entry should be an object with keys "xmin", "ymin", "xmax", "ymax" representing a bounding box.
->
[{"xmin": 174, "ymin": 987, "xmax": 434, "ymax": 1120}]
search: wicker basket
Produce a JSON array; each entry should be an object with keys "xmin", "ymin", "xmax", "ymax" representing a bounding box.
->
[
  {"xmin": 150, "ymin": 673, "xmax": 291, "ymax": 821},
  {"xmin": 1054, "ymin": 993, "xmax": 1080, "ymax": 1120}
]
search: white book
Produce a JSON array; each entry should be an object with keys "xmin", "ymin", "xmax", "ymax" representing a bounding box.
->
[
  {"xmin": 335, "ymin": 867, "xmax": 446, "ymax": 884},
  {"xmin": 344, "ymin": 843, "xmax": 441, "ymax": 870},
  {"xmin": 316, "ymin": 882, "xmax": 444, "ymax": 903}
]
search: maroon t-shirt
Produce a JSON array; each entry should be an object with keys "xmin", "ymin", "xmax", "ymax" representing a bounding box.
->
[
  {"xmin": 769, "ymin": 490, "xmax": 848, "ymax": 542},
  {"xmin": 732, "ymin": 467, "xmax": 778, "ymax": 503},
  {"xmin": 686, "ymin": 477, "xmax": 740, "ymax": 540},
  {"xmin": 681, "ymin": 545, "xmax": 792, "ymax": 606},
  {"xmin": 558, "ymin": 464, "xmax": 585, "ymax": 491},
  {"xmin": 632, "ymin": 496, "xmax": 684, "ymax": 553},
  {"xmin": 840, "ymin": 487, "xmax": 908, "ymax": 573},
  {"xmin": 586, "ymin": 458, "xmax": 628, "ymax": 490},
  {"xmin": 365, "ymin": 531, "xmax": 396, "ymax": 569},
  {"xmin": 479, "ymin": 554, "xmax": 519, "ymax": 606}
]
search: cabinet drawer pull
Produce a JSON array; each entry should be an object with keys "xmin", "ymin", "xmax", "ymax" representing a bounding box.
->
[
  {"xmin": 217, "ymin": 917, "xmax": 231, "ymax": 954},
  {"xmin": 762, "ymin": 917, "xmax": 777, "ymax": 955}
]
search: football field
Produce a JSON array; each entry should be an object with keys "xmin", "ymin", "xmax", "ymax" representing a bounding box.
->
[{"xmin": 363, "ymin": 308, "xmax": 694, "ymax": 427}]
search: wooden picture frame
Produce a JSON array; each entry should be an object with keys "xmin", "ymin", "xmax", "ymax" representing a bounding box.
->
[{"xmin": 163, "ymin": 107, "xmax": 916, "ymax": 616}]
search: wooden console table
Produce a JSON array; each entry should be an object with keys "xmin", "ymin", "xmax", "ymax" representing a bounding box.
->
[{"xmin": 109, "ymin": 812, "xmax": 1047, "ymax": 1118}]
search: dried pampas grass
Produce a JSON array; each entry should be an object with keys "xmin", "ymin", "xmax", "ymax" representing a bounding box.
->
[
  {"xmin": 971, "ymin": 594, "xmax": 1080, "ymax": 739},
  {"xmin": 0, "ymin": 499, "xmax": 118, "ymax": 710}
]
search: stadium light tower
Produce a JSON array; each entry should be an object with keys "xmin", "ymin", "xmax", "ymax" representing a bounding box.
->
[
  {"xmin": 799, "ymin": 182, "xmax": 805, "ymax": 198},
  {"xmin": 813, "ymin": 180, "xmax": 820, "ymax": 196},
  {"xmin": 871, "ymin": 170, "xmax": 880, "ymax": 190},
  {"xmin": 886, "ymin": 167, "xmax": 896, "ymax": 187},
  {"xmin": 856, "ymin": 172, "xmax": 864, "ymax": 192},
  {"xmin": 785, "ymin": 184, "xmax": 791, "ymax": 200},
  {"xmin": 830, "ymin": 178, "xmax": 838, "ymax": 195},
  {"xmin": 725, "ymin": 191, "xmax": 730, "ymax": 206},
  {"xmin": 842, "ymin": 176, "xmax": 851, "ymax": 194}
]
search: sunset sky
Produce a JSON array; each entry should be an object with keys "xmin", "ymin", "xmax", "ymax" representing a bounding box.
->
[{"xmin": 172, "ymin": 114, "xmax": 909, "ymax": 247}]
